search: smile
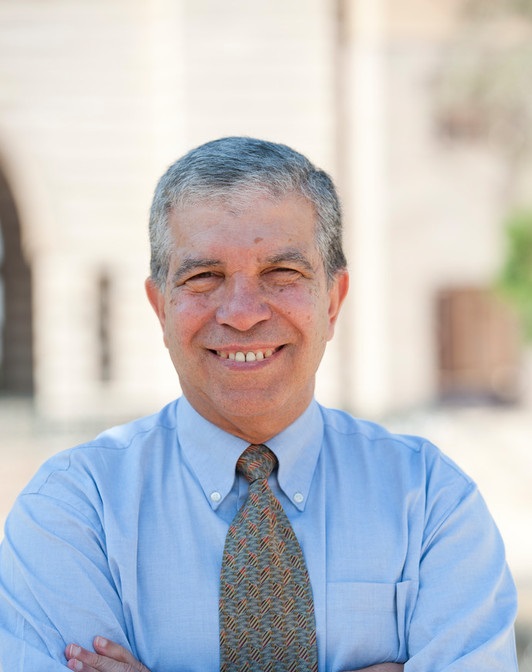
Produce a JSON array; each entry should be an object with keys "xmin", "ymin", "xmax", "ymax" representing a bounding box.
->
[{"xmin": 214, "ymin": 347, "xmax": 280, "ymax": 362}]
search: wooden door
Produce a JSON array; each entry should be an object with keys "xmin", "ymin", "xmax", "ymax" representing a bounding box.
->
[{"xmin": 437, "ymin": 287, "xmax": 521, "ymax": 403}]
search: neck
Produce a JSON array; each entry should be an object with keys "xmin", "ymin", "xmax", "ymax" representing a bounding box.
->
[{"xmin": 183, "ymin": 395, "xmax": 312, "ymax": 444}]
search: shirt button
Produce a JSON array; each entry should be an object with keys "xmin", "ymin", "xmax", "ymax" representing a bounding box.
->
[
  {"xmin": 293, "ymin": 492, "xmax": 304, "ymax": 504},
  {"xmin": 210, "ymin": 491, "xmax": 222, "ymax": 503}
]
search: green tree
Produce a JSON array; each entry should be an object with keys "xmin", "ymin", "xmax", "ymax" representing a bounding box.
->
[{"xmin": 498, "ymin": 211, "xmax": 532, "ymax": 341}]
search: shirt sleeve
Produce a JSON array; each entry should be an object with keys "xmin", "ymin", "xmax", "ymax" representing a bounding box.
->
[
  {"xmin": 405, "ymin": 479, "xmax": 518, "ymax": 671},
  {"xmin": 0, "ymin": 483, "xmax": 131, "ymax": 671}
]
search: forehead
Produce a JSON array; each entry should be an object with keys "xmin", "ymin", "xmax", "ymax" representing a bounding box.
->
[{"xmin": 168, "ymin": 193, "xmax": 318, "ymax": 252}]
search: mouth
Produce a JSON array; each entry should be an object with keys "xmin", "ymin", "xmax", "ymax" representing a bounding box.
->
[{"xmin": 211, "ymin": 346, "xmax": 283, "ymax": 362}]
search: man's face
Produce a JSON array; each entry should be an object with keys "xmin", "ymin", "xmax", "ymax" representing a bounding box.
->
[{"xmin": 146, "ymin": 192, "xmax": 348, "ymax": 442}]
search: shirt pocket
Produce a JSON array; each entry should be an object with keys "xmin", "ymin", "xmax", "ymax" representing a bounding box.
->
[{"xmin": 325, "ymin": 580, "xmax": 415, "ymax": 671}]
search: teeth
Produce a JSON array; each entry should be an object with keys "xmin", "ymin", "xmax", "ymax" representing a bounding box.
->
[{"xmin": 216, "ymin": 348, "xmax": 276, "ymax": 362}]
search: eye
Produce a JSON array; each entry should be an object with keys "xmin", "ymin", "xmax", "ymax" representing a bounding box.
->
[
  {"xmin": 188, "ymin": 271, "xmax": 216, "ymax": 281},
  {"xmin": 264, "ymin": 267, "xmax": 303, "ymax": 283},
  {"xmin": 182, "ymin": 272, "xmax": 222, "ymax": 291}
]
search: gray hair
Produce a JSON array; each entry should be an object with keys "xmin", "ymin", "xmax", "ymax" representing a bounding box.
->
[{"xmin": 148, "ymin": 137, "xmax": 346, "ymax": 288}]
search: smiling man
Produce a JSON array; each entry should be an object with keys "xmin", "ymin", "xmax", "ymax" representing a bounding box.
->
[
  {"xmin": 0, "ymin": 138, "xmax": 518, "ymax": 671},
  {"xmin": 146, "ymin": 192, "xmax": 344, "ymax": 444}
]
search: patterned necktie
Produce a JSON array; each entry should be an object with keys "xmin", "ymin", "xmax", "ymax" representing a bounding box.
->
[{"xmin": 219, "ymin": 444, "xmax": 318, "ymax": 671}]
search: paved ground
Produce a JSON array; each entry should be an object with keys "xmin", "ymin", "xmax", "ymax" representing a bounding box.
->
[{"xmin": 1, "ymin": 397, "xmax": 531, "ymax": 666}]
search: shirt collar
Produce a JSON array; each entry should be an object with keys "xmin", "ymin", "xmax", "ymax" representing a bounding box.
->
[{"xmin": 177, "ymin": 397, "xmax": 323, "ymax": 512}]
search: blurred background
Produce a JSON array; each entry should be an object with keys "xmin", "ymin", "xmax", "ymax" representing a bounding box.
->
[{"xmin": 0, "ymin": 0, "xmax": 531, "ymax": 666}]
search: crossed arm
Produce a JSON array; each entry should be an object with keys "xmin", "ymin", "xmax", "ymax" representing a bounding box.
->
[{"xmin": 65, "ymin": 638, "xmax": 404, "ymax": 672}]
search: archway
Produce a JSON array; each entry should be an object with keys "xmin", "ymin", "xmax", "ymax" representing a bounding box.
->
[{"xmin": 0, "ymin": 168, "xmax": 33, "ymax": 394}]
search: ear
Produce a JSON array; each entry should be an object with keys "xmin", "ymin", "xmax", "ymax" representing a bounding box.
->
[
  {"xmin": 145, "ymin": 277, "xmax": 168, "ymax": 342},
  {"xmin": 326, "ymin": 269, "xmax": 349, "ymax": 341}
]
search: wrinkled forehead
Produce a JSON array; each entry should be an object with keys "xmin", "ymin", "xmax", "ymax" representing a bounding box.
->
[{"xmin": 166, "ymin": 191, "xmax": 321, "ymax": 261}]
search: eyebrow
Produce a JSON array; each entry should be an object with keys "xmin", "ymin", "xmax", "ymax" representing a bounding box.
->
[
  {"xmin": 171, "ymin": 257, "xmax": 222, "ymax": 285},
  {"xmin": 265, "ymin": 249, "xmax": 315, "ymax": 274}
]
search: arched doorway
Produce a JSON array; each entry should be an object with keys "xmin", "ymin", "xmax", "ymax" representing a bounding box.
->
[{"xmin": 0, "ymin": 168, "xmax": 33, "ymax": 394}]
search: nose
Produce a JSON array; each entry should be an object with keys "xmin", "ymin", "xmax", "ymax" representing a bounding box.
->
[{"xmin": 215, "ymin": 275, "xmax": 272, "ymax": 331}]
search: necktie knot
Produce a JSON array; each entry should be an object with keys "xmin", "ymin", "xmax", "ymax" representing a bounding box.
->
[{"xmin": 236, "ymin": 444, "xmax": 276, "ymax": 482}]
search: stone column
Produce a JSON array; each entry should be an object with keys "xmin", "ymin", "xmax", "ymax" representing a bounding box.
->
[{"xmin": 338, "ymin": 0, "xmax": 391, "ymax": 417}]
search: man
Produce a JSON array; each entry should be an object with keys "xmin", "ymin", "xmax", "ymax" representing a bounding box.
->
[{"xmin": 0, "ymin": 137, "xmax": 518, "ymax": 671}]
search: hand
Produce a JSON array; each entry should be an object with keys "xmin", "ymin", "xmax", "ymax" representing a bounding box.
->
[{"xmin": 65, "ymin": 637, "xmax": 150, "ymax": 672}]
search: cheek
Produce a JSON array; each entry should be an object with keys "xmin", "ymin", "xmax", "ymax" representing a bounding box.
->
[
  {"xmin": 164, "ymin": 295, "xmax": 212, "ymax": 346},
  {"xmin": 285, "ymin": 290, "xmax": 327, "ymax": 325},
  {"xmin": 291, "ymin": 302, "xmax": 331, "ymax": 350},
  {"xmin": 311, "ymin": 301, "xmax": 335, "ymax": 346},
  {"xmin": 277, "ymin": 283, "xmax": 320, "ymax": 313}
]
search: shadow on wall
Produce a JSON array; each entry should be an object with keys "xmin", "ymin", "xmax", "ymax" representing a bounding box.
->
[{"xmin": 0, "ymin": 167, "xmax": 33, "ymax": 395}]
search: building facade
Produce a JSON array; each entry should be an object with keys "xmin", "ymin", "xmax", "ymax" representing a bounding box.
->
[{"xmin": 0, "ymin": 0, "xmax": 523, "ymax": 421}]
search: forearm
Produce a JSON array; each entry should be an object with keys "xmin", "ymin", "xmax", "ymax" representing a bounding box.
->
[{"xmin": 0, "ymin": 492, "xmax": 131, "ymax": 668}]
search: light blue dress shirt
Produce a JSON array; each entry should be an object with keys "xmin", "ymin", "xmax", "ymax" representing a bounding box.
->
[{"xmin": 0, "ymin": 397, "xmax": 518, "ymax": 671}]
